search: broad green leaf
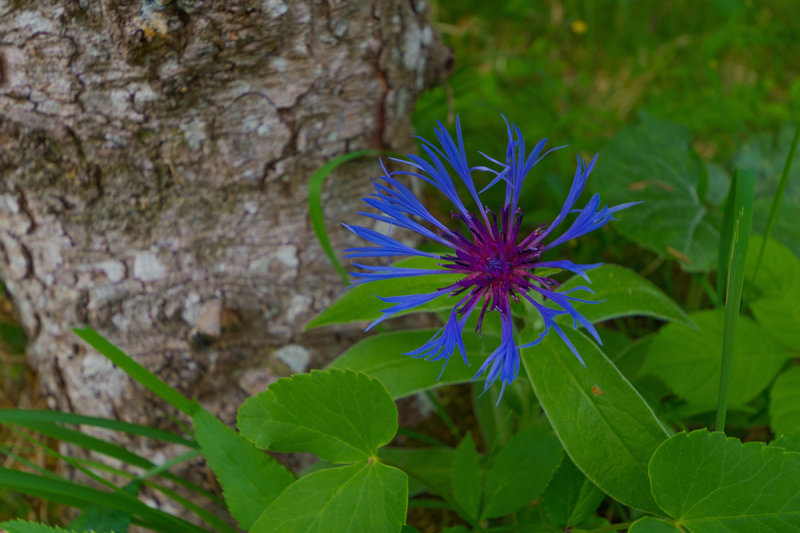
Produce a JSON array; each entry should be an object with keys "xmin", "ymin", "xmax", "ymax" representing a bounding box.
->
[
  {"xmin": 327, "ymin": 330, "xmax": 500, "ymax": 399},
  {"xmin": 559, "ymin": 264, "xmax": 691, "ymax": 325},
  {"xmin": 523, "ymin": 329, "xmax": 669, "ymax": 513},
  {"xmin": 733, "ymin": 125, "xmax": 800, "ymax": 259},
  {"xmin": 250, "ymin": 462, "xmax": 407, "ymax": 533},
  {"xmin": 193, "ymin": 409, "xmax": 294, "ymax": 530},
  {"xmin": 379, "ymin": 446, "xmax": 454, "ymax": 497},
  {"xmin": 641, "ymin": 310, "xmax": 790, "ymax": 410},
  {"xmin": 770, "ymin": 366, "xmax": 800, "ymax": 438},
  {"xmin": 451, "ymin": 433, "xmax": 481, "ymax": 523},
  {"xmin": 591, "ymin": 113, "xmax": 723, "ymax": 272},
  {"xmin": 238, "ymin": 370, "xmax": 397, "ymax": 462},
  {"xmin": 481, "ymin": 424, "xmax": 563, "ymax": 520},
  {"xmin": 772, "ymin": 429, "xmax": 800, "ymax": 452},
  {"xmin": 440, "ymin": 527, "xmax": 471, "ymax": 533},
  {"xmin": 541, "ymin": 457, "xmax": 605, "ymax": 528},
  {"xmin": 628, "ymin": 517, "xmax": 682, "ymax": 533},
  {"xmin": 305, "ymin": 257, "xmax": 461, "ymax": 329},
  {"xmin": 745, "ymin": 236, "xmax": 800, "ymax": 351},
  {"xmin": 649, "ymin": 430, "xmax": 800, "ymax": 532},
  {"xmin": 0, "ymin": 521, "xmax": 73, "ymax": 533}
]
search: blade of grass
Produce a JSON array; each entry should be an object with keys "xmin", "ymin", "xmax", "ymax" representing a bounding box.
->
[
  {"xmin": 0, "ymin": 409, "xmax": 196, "ymax": 448},
  {"xmin": 69, "ymin": 453, "xmax": 233, "ymax": 532},
  {"xmin": 753, "ymin": 122, "xmax": 800, "ymax": 277},
  {"xmin": 715, "ymin": 169, "xmax": 754, "ymax": 432},
  {"xmin": 73, "ymin": 327, "xmax": 197, "ymax": 417},
  {"xmin": 3, "ymin": 420, "xmax": 213, "ymax": 500},
  {"xmin": 0, "ymin": 467, "xmax": 208, "ymax": 532},
  {"xmin": 424, "ymin": 390, "xmax": 460, "ymax": 441},
  {"xmin": 308, "ymin": 150, "xmax": 390, "ymax": 284}
]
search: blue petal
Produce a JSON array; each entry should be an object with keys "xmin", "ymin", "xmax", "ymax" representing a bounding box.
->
[
  {"xmin": 366, "ymin": 289, "xmax": 453, "ymax": 331},
  {"xmin": 407, "ymin": 305, "xmax": 473, "ymax": 373},
  {"xmin": 472, "ymin": 315, "xmax": 520, "ymax": 403},
  {"xmin": 349, "ymin": 264, "xmax": 452, "ymax": 283},
  {"xmin": 533, "ymin": 260, "xmax": 602, "ymax": 282},
  {"xmin": 343, "ymin": 224, "xmax": 440, "ymax": 259}
]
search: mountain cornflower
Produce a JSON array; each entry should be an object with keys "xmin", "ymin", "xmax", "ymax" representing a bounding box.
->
[{"xmin": 343, "ymin": 118, "xmax": 637, "ymax": 398}]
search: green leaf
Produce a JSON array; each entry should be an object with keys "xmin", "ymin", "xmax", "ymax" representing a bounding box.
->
[
  {"xmin": 745, "ymin": 236, "xmax": 800, "ymax": 351},
  {"xmin": 0, "ymin": 521, "xmax": 73, "ymax": 533},
  {"xmin": 591, "ymin": 113, "xmax": 722, "ymax": 272},
  {"xmin": 649, "ymin": 430, "xmax": 800, "ymax": 532},
  {"xmin": 481, "ymin": 424, "xmax": 563, "ymax": 520},
  {"xmin": 327, "ymin": 330, "xmax": 500, "ymax": 399},
  {"xmin": 770, "ymin": 366, "xmax": 800, "ymax": 438},
  {"xmin": 305, "ymin": 257, "xmax": 461, "ymax": 330},
  {"xmin": 628, "ymin": 517, "xmax": 682, "ymax": 533},
  {"xmin": 69, "ymin": 481, "xmax": 138, "ymax": 533},
  {"xmin": 541, "ymin": 456, "xmax": 605, "ymax": 528},
  {"xmin": 250, "ymin": 462, "xmax": 407, "ymax": 533},
  {"xmin": 451, "ymin": 433, "xmax": 481, "ymax": 524},
  {"xmin": 237, "ymin": 370, "xmax": 397, "ymax": 462},
  {"xmin": 379, "ymin": 446, "xmax": 454, "ymax": 497},
  {"xmin": 522, "ymin": 329, "xmax": 669, "ymax": 513},
  {"xmin": 771, "ymin": 429, "xmax": 800, "ymax": 452},
  {"xmin": 641, "ymin": 310, "xmax": 790, "ymax": 410},
  {"xmin": 73, "ymin": 327, "xmax": 197, "ymax": 416},
  {"xmin": 193, "ymin": 409, "xmax": 294, "ymax": 530},
  {"xmin": 559, "ymin": 264, "xmax": 691, "ymax": 326},
  {"xmin": 732, "ymin": 124, "xmax": 800, "ymax": 259}
]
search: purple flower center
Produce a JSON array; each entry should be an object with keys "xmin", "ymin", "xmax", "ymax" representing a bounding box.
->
[{"xmin": 439, "ymin": 207, "xmax": 549, "ymax": 331}]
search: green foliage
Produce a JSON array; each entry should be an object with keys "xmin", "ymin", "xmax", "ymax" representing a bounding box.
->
[
  {"xmin": 590, "ymin": 113, "xmax": 724, "ymax": 272},
  {"xmin": 557, "ymin": 264, "xmax": 692, "ymax": 325},
  {"xmin": 649, "ymin": 430, "xmax": 800, "ymax": 532},
  {"xmin": 192, "ymin": 409, "xmax": 294, "ymax": 530},
  {"xmin": 0, "ymin": 521, "xmax": 74, "ymax": 533},
  {"xmin": 523, "ymin": 329, "xmax": 669, "ymax": 513},
  {"xmin": 305, "ymin": 257, "xmax": 460, "ymax": 330},
  {"xmin": 541, "ymin": 457, "xmax": 605, "ymax": 528},
  {"xmin": 642, "ymin": 310, "xmax": 790, "ymax": 411},
  {"xmin": 249, "ymin": 462, "xmax": 407, "ymax": 533},
  {"xmin": 451, "ymin": 433, "xmax": 481, "ymax": 523},
  {"xmin": 770, "ymin": 367, "xmax": 800, "ymax": 438},
  {"xmin": 327, "ymin": 329, "xmax": 499, "ymax": 398},
  {"xmin": 746, "ymin": 236, "xmax": 800, "ymax": 351},
  {"xmin": 237, "ymin": 370, "xmax": 397, "ymax": 462},
  {"xmin": 480, "ymin": 424, "xmax": 562, "ymax": 520}
]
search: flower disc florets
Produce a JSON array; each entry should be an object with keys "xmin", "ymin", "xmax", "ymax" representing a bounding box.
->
[{"xmin": 343, "ymin": 117, "xmax": 637, "ymax": 398}]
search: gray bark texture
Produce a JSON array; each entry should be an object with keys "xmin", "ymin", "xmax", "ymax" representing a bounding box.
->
[{"xmin": 0, "ymin": 0, "xmax": 448, "ymax": 483}]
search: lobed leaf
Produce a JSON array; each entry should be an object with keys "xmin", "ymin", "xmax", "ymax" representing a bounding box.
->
[
  {"xmin": 237, "ymin": 369, "xmax": 397, "ymax": 463},
  {"xmin": 249, "ymin": 462, "xmax": 407, "ymax": 533},
  {"xmin": 649, "ymin": 430, "xmax": 800, "ymax": 532}
]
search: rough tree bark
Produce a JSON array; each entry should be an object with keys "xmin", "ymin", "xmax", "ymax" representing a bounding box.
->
[{"xmin": 0, "ymin": 0, "xmax": 448, "ymax": 481}]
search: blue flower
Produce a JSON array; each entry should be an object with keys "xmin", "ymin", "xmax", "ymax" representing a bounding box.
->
[{"xmin": 344, "ymin": 118, "xmax": 637, "ymax": 398}]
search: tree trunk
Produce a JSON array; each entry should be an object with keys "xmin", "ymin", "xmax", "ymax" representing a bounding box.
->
[{"xmin": 0, "ymin": 0, "xmax": 448, "ymax": 468}]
